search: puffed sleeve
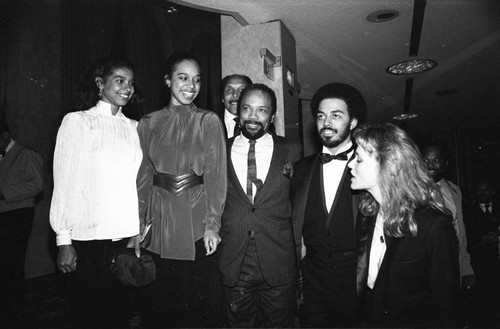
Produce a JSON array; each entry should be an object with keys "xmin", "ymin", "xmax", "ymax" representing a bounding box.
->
[
  {"xmin": 201, "ymin": 113, "xmax": 226, "ymax": 233},
  {"xmin": 50, "ymin": 113, "xmax": 87, "ymax": 246},
  {"xmin": 136, "ymin": 116, "xmax": 156, "ymax": 231}
]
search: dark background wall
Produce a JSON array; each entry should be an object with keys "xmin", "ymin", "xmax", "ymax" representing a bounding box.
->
[{"xmin": 0, "ymin": 0, "xmax": 221, "ymax": 278}]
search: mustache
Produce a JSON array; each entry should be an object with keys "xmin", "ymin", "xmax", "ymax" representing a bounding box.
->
[
  {"xmin": 243, "ymin": 120, "xmax": 264, "ymax": 129},
  {"xmin": 320, "ymin": 127, "xmax": 337, "ymax": 134}
]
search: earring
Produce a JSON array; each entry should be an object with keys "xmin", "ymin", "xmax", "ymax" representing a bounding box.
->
[
  {"xmin": 98, "ymin": 89, "xmax": 103, "ymax": 99},
  {"xmin": 167, "ymin": 83, "xmax": 171, "ymax": 88}
]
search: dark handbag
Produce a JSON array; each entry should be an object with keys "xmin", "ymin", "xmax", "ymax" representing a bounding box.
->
[{"xmin": 110, "ymin": 248, "xmax": 156, "ymax": 288}]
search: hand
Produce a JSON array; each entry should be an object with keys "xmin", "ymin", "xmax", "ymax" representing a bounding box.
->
[
  {"xmin": 204, "ymin": 230, "xmax": 221, "ymax": 256},
  {"xmin": 126, "ymin": 234, "xmax": 142, "ymax": 257},
  {"xmin": 462, "ymin": 275, "xmax": 476, "ymax": 290},
  {"xmin": 57, "ymin": 245, "xmax": 77, "ymax": 273}
]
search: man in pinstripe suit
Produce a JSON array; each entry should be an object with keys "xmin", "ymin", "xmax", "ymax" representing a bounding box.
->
[{"xmin": 218, "ymin": 84, "xmax": 302, "ymax": 327}]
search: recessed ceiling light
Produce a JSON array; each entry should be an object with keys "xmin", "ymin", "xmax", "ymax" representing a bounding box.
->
[
  {"xmin": 386, "ymin": 59, "xmax": 437, "ymax": 75},
  {"xmin": 393, "ymin": 113, "xmax": 419, "ymax": 121},
  {"xmin": 367, "ymin": 10, "xmax": 399, "ymax": 23}
]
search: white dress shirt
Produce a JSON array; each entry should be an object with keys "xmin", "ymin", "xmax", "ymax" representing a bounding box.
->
[
  {"xmin": 479, "ymin": 203, "xmax": 492, "ymax": 214},
  {"xmin": 231, "ymin": 133, "xmax": 273, "ymax": 202},
  {"xmin": 50, "ymin": 101, "xmax": 143, "ymax": 245},
  {"xmin": 322, "ymin": 142, "xmax": 353, "ymax": 212},
  {"xmin": 0, "ymin": 139, "xmax": 14, "ymax": 161},
  {"xmin": 224, "ymin": 109, "xmax": 238, "ymax": 139},
  {"xmin": 368, "ymin": 212, "xmax": 387, "ymax": 289}
]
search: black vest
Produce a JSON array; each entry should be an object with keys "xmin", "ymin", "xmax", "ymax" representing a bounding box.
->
[{"xmin": 303, "ymin": 161, "xmax": 356, "ymax": 267}]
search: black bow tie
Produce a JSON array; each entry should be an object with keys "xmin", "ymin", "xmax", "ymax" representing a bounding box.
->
[{"xmin": 319, "ymin": 146, "xmax": 354, "ymax": 164}]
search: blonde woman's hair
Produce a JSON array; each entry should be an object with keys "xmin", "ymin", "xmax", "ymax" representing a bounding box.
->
[{"xmin": 353, "ymin": 123, "xmax": 448, "ymax": 237}]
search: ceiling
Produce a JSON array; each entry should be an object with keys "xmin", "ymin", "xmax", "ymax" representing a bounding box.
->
[{"xmin": 173, "ymin": 0, "xmax": 500, "ymax": 144}]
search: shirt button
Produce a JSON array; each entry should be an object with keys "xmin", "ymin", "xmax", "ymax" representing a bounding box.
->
[
  {"xmin": 251, "ymin": 208, "xmax": 256, "ymax": 212},
  {"xmin": 326, "ymin": 231, "xmax": 332, "ymax": 236},
  {"xmin": 247, "ymin": 230, "xmax": 252, "ymax": 236}
]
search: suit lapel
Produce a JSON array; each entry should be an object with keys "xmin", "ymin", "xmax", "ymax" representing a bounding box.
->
[
  {"xmin": 0, "ymin": 143, "xmax": 22, "ymax": 185},
  {"xmin": 372, "ymin": 233, "xmax": 399, "ymax": 290},
  {"xmin": 294, "ymin": 155, "xmax": 320, "ymax": 222},
  {"xmin": 357, "ymin": 214, "xmax": 375, "ymax": 294},
  {"xmin": 254, "ymin": 134, "xmax": 288, "ymax": 203}
]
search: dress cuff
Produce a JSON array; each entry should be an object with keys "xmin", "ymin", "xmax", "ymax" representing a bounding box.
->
[
  {"xmin": 204, "ymin": 222, "xmax": 220, "ymax": 234},
  {"xmin": 56, "ymin": 230, "xmax": 72, "ymax": 246}
]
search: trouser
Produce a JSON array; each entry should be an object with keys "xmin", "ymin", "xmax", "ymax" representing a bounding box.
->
[
  {"xmin": 299, "ymin": 255, "xmax": 357, "ymax": 328},
  {"xmin": 223, "ymin": 239, "xmax": 296, "ymax": 328},
  {"xmin": 139, "ymin": 239, "xmax": 224, "ymax": 328},
  {"xmin": 471, "ymin": 256, "xmax": 500, "ymax": 325},
  {"xmin": 66, "ymin": 239, "xmax": 133, "ymax": 329},
  {"xmin": 0, "ymin": 207, "xmax": 34, "ymax": 328}
]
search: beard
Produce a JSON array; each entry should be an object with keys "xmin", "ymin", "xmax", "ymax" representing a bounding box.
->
[
  {"xmin": 241, "ymin": 120, "xmax": 266, "ymax": 140},
  {"xmin": 319, "ymin": 125, "xmax": 351, "ymax": 148},
  {"xmin": 427, "ymin": 168, "xmax": 443, "ymax": 182}
]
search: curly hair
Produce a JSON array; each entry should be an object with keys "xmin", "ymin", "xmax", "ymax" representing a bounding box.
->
[
  {"xmin": 353, "ymin": 123, "xmax": 447, "ymax": 237},
  {"xmin": 310, "ymin": 82, "xmax": 367, "ymax": 124}
]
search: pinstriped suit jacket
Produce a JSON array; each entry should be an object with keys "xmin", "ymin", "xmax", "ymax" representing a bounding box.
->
[{"xmin": 219, "ymin": 133, "xmax": 302, "ymax": 287}]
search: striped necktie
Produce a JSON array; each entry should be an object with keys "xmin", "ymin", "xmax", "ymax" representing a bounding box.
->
[
  {"xmin": 247, "ymin": 139, "xmax": 263, "ymax": 203},
  {"xmin": 233, "ymin": 117, "xmax": 241, "ymax": 137}
]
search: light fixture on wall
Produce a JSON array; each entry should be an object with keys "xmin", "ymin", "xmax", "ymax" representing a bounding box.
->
[
  {"xmin": 393, "ymin": 113, "xmax": 419, "ymax": 120},
  {"xmin": 260, "ymin": 48, "xmax": 281, "ymax": 81},
  {"xmin": 386, "ymin": 59, "xmax": 437, "ymax": 75}
]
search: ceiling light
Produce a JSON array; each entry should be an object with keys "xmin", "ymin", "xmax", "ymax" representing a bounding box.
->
[
  {"xmin": 393, "ymin": 113, "xmax": 419, "ymax": 121},
  {"xmin": 386, "ymin": 59, "xmax": 437, "ymax": 75},
  {"xmin": 367, "ymin": 10, "xmax": 399, "ymax": 23},
  {"xmin": 166, "ymin": 6, "xmax": 177, "ymax": 14}
]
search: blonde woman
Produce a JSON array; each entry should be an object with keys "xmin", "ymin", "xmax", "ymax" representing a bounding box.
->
[{"xmin": 348, "ymin": 123, "xmax": 459, "ymax": 327}]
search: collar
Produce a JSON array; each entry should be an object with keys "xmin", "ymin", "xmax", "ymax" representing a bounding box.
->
[
  {"xmin": 4, "ymin": 139, "xmax": 15, "ymax": 154},
  {"xmin": 224, "ymin": 109, "xmax": 238, "ymax": 121},
  {"xmin": 167, "ymin": 103, "xmax": 196, "ymax": 113},
  {"xmin": 322, "ymin": 142, "xmax": 353, "ymax": 156},
  {"xmin": 437, "ymin": 178, "xmax": 448, "ymax": 188},
  {"xmin": 234, "ymin": 132, "xmax": 272, "ymax": 146},
  {"xmin": 93, "ymin": 100, "xmax": 124, "ymax": 117}
]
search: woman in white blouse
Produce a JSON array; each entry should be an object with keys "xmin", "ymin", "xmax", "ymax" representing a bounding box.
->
[
  {"xmin": 50, "ymin": 56, "xmax": 142, "ymax": 328},
  {"xmin": 348, "ymin": 123, "xmax": 459, "ymax": 327}
]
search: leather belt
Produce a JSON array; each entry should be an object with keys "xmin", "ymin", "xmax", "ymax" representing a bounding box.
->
[{"xmin": 153, "ymin": 172, "xmax": 203, "ymax": 196}]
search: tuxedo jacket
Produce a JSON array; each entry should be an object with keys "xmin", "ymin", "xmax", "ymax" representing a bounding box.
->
[
  {"xmin": 467, "ymin": 200, "xmax": 499, "ymax": 261},
  {"xmin": 218, "ymin": 134, "xmax": 302, "ymax": 287},
  {"xmin": 291, "ymin": 153, "xmax": 364, "ymax": 291},
  {"xmin": 358, "ymin": 207, "xmax": 459, "ymax": 327},
  {"xmin": 0, "ymin": 142, "xmax": 44, "ymax": 213}
]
